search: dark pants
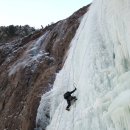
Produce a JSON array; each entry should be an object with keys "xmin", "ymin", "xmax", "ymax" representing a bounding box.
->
[{"xmin": 66, "ymin": 96, "xmax": 77, "ymax": 109}]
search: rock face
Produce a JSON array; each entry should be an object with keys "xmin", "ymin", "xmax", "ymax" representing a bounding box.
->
[{"xmin": 0, "ymin": 4, "xmax": 90, "ymax": 130}]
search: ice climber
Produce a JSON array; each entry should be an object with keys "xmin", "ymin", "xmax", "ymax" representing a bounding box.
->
[{"xmin": 64, "ymin": 87, "xmax": 77, "ymax": 111}]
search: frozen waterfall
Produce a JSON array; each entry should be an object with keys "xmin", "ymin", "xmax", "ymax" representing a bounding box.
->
[{"xmin": 36, "ymin": 0, "xmax": 130, "ymax": 130}]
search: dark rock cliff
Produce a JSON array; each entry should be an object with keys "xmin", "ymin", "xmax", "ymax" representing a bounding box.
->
[{"xmin": 0, "ymin": 4, "xmax": 90, "ymax": 130}]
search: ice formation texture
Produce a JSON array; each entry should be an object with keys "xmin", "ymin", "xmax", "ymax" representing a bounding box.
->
[{"xmin": 36, "ymin": 0, "xmax": 130, "ymax": 130}]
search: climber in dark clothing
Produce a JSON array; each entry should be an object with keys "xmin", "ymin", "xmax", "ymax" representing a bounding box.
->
[{"xmin": 64, "ymin": 88, "xmax": 77, "ymax": 111}]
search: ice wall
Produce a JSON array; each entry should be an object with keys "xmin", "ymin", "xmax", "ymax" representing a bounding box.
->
[{"xmin": 36, "ymin": 0, "xmax": 130, "ymax": 130}]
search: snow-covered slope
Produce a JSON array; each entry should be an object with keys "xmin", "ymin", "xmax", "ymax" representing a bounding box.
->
[{"xmin": 36, "ymin": 0, "xmax": 130, "ymax": 130}]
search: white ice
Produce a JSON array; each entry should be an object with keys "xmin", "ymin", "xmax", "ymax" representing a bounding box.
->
[{"xmin": 36, "ymin": 0, "xmax": 130, "ymax": 130}]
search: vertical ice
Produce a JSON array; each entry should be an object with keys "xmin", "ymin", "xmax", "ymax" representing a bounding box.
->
[{"xmin": 36, "ymin": 0, "xmax": 130, "ymax": 130}]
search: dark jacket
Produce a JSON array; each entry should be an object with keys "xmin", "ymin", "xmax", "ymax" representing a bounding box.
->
[{"xmin": 64, "ymin": 88, "xmax": 76, "ymax": 99}]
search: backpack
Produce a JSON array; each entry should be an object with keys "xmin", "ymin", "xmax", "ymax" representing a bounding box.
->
[{"xmin": 64, "ymin": 92, "xmax": 70, "ymax": 99}]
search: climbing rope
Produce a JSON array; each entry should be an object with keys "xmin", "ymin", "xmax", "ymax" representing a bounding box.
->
[
  {"xmin": 70, "ymin": 13, "xmax": 90, "ymax": 130},
  {"xmin": 71, "ymin": 12, "xmax": 89, "ymax": 88},
  {"xmin": 55, "ymin": 11, "xmax": 89, "ymax": 130},
  {"xmin": 55, "ymin": 65, "xmax": 72, "ymax": 130},
  {"xmin": 56, "ymin": 102, "xmax": 65, "ymax": 130}
]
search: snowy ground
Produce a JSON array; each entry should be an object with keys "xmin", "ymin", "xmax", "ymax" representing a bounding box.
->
[{"xmin": 36, "ymin": 0, "xmax": 130, "ymax": 130}]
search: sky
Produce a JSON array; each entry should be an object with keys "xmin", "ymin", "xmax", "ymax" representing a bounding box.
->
[{"xmin": 0, "ymin": 0, "xmax": 92, "ymax": 29}]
